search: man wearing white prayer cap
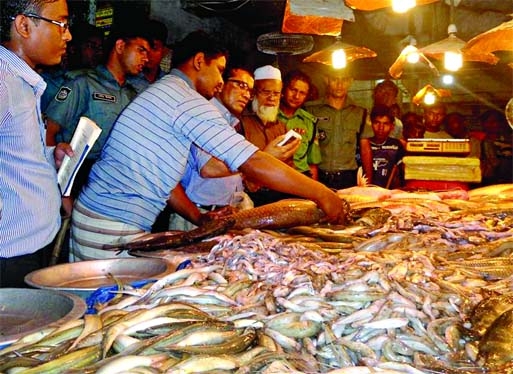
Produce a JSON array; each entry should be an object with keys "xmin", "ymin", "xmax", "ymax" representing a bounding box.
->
[
  {"xmin": 250, "ymin": 65, "xmax": 282, "ymax": 125},
  {"xmin": 254, "ymin": 65, "xmax": 282, "ymax": 81},
  {"xmin": 239, "ymin": 65, "xmax": 301, "ymax": 206}
]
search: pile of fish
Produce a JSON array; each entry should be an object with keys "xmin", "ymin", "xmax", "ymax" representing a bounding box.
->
[{"xmin": 1, "ymin": 184, "xmax": 513, "ymax": 373}]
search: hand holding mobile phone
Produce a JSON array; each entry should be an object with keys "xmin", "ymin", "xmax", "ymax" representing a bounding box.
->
[{"xmin": 277, "ymin": 129, "xmax": 302, "ymax": 146}]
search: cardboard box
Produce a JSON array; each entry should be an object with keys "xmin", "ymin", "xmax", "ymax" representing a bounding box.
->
[
  {"xmin": 403, "ymin": 156, "xmax": 481, "ymax": 183},
  {"xmin": 282, "ymin": 0, "xmax": 353, "ymax": 36}
]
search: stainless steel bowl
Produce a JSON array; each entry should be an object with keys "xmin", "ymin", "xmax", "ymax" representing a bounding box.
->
[
  {"xmin": 0, "ymin": 288, "xmax": 86, "ymax": 346},
  {"xmin": 25, "ymin": 258, "xmax": 175, "ymax": 298}
]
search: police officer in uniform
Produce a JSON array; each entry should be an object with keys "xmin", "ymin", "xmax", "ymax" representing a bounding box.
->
[
  {"xmin": 306, "ymin": 70, "xmax": 366, "ymax": 189},
  {"xmin": 45, "ymin": 20, "xmax": 151, "ymax": 197}
]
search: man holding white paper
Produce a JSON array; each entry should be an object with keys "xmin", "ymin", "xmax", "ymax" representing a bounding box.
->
[{"xmin": 57, "ymin": 117, "xmax": 102, "ymax": 197}]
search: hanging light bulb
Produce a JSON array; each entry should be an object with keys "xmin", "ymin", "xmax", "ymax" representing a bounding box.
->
[
  {"xmin": 424, "ymin": 90, "xmax": 436, "ymax": 105},
  {"xmin": 444, "ymin": 51, "xmax": 463, "ymax": 71},
  {"xmin": 303, "ymin": 33, "xmax": 376, "ymax": 69},
  {"xmin": 392, "ymin": 0, "xmax": 416, "ymax": 13},
  {"xmin": 389, "ymin": 35, "xmax": 437, "ymax": 79},
  {"xmin": 413, "ymin": 84, "xmax": 451, "ymax": 106},
  {"xmin": 404, "ymin": 44, "xmax": 420, "ymax": 63},
  {"xmin": 332, "ymin": 48, "xmax": 347, "ymax": 69},
  {"xmin": 443, "ymin": 24, "xmax": 463, "ymax": 71},
  {"xmin": 442, "ymin": 74, "xmax": 454, "ymax": 85}
]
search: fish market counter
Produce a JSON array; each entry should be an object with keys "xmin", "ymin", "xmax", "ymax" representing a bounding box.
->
[{"xmin": 1, "ymin": 184, "xmax": 513, "ymax": 373}]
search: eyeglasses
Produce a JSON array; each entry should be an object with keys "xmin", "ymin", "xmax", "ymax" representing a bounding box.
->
[
  {"xmin": 257, "ymin": 89, "xmax": 281, "ymax": 98},
  {"xmin": 227, "ymin": 79, "xmax": 253, "ymax": 95},
  {"xmin": 21, "ymin": 13, "xmax": 70, "ymax": 32}
]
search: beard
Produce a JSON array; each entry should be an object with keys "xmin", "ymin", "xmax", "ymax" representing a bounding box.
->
[{"xmin": 252, "ymin": 99, "xmax": 279, "ymax": 124}]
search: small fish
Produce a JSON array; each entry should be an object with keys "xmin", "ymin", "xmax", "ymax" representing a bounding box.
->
[
  {"xmin": 96, "ymin": 353, "xmax": 168, "ymax": 374},
  {"xmin": 362, "ymin": 317, "xmax": 409, "ymax": 329},
  {"xmin": 138, "ymin": 265, "xmax": 222, "ymax": 302},
  {"xmin": 167, "ymin": 354, "xmax": 238, "ymax": 373},
  {"xmin": 67, "ymin": 314, "xmax": 102, "ymax": 352},
  {"xmin": 160, "ymin": 328, "xmax": 256, "ymax": 355},
  {"xmin": 14, "ymin": 345, "xmax": 101, "ymax": 374}
]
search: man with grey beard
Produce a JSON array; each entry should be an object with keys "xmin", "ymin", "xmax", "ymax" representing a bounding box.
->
[{"xmin": 239, "ymin": 65, "xmax": 301, "ymax": 206}]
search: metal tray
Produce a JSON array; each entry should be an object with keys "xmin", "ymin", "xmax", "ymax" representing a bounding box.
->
[
  {"xmin": 25, "ymin": 258, "xmax": 175, "ymax": 298},
  {"xmin": 0, "ymin": 288, "xmax": 86, "ymax": 346}
]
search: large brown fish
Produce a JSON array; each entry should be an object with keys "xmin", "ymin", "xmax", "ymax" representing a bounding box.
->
[
  {"xmin": 119, "ymin": 199, "xmax": 349, "ymax": 252},
  {"xmin": 231, "ymin": 199, "xmax": 344, "ymax": 230}
]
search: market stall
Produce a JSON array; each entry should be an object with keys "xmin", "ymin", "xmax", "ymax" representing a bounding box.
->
[{"xmin": 1, "ymin": 184, "xmax": 513, "ymax": 373}]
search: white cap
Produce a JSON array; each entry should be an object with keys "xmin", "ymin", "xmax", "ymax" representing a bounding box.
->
[{"xmin": 254, "ymin": 65, "xmax": 281, "ymax": 81}]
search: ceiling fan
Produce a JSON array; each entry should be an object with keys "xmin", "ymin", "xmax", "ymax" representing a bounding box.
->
[{"xmin": 256, "ymin": 31, "xmax": 314, "ymax": 67}]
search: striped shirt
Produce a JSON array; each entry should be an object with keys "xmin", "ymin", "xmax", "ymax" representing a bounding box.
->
[
  {"xmin": 78, "ymin": 69, "xmax": 258, "ymax": 231},
  {"xmin": 181, "ymin": 97, "xmax": 244, "ymax": 206},
  {"xmin": 0, "ymin": 46, "xmax": 61, "ymax": 257}
]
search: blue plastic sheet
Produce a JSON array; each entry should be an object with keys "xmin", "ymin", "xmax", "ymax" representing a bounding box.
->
[
  {"xmin": 85, "ymin": 279, "xmax": 155, "ymax": 314},
  {"xmin": 176, "ymin": 259, "xmax": 192, "ymax": 270},
  {"xmin": 85, "ymin": 258, "xmax": 192, "ymax": 314}
]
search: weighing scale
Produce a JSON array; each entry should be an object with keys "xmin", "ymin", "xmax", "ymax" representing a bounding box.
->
[
  {"xmin": 403, "ymin": 138, "xmax": 481, "ymax": 189},
  {"xmin": 406, "ymin": 138, "xmax": 471, "ymax": 156}
]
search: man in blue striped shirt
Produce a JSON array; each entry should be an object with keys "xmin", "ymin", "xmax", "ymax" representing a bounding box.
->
[
  {"xmin": 71, "ymin": 31, "xmax": 347, "ymax": 261},
  {"xmin": 0, "ymin": 0, "xmax": 73, "ymax": 286},
  {"xmin": 164, "ymin": 65, "xmax": 255, "ymax": 231}
]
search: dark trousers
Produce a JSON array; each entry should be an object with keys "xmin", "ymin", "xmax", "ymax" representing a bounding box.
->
[
  {"xmin": 318, "ymin": 169, "xmax": 357, "ymax": 190},
  {"xmin": 0, "ymin": 242, "xmax": 53, "ymax": 288}
]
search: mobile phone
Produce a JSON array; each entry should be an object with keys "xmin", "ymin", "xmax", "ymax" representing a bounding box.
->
[{"xmin": 277, "ymin": 129, "xmax": 302, "ymax": 146}]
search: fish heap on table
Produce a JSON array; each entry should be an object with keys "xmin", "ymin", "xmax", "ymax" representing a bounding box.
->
[{"xmin": 1, "ymin": 184, "xmax": 513, "ymax": 373}]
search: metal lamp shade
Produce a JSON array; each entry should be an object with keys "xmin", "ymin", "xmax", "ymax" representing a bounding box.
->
[
  {"xmin": 412, "ymin": 84, "xmax": 452, "ymax": 106},
  {"xmin": 344, "ymin": 0, "xmax": 438, "ymax": 11},
  {"xmin": 303, "ymin": 40, "xmax": 377, "ymax": 66},
  {"xmin": 463, "ymin": 19, "xmax": 513, "ymax": 55},
  {"xmin": 420, "ymin": 34, "xmax": 499, "ymax": 65}
]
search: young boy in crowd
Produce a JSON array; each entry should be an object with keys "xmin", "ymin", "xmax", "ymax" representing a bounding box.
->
[
  {"xmin": 360, "ymin": 105, "xmax": 405, "ymax": 188},
  {"xmin": 402, "ymin": 111, "xmax": 425, "ymax": 140}
]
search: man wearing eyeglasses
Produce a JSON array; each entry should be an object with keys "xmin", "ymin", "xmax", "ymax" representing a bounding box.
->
[
  {"xmin": 45, "ymin": 20, "xmax": 151, "ymax": 199},
  {"xmin": 41, "ymin": 21, "xmax": 105, "ymax": 118},
  {"xmin": 240, "ymin": 65, "xmax": 302, "ymax": 206},
  {"xmin": 0, "ymin": 0, "xmax": 73, "ymax": 286}
]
